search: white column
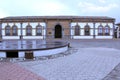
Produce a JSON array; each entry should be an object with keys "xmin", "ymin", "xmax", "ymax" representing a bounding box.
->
[
  {"xmin": 43, "ymin": 26, "xmax": 46, "ymax": 39},
  {"xmin": 93, "ymin": 23, "xmax": 96, "ymax": 39},
  {"xmin": 70, "ymin": 23, "xmax": 72, "ymax": 39},
  {"xmin": 71, "ymin": 26, "xmax": 74, "ymax": 39},
  {"xmin": 62, "ymin": 28, "xmax": 64, "ymax": 38},
  {"xmin": 113, "ymin": 22, "xmax": 115, "ymax": 38},
  {"xmin": 117, "ymin": 27, "xmax": 119, "ymax": 38},
  {"xmin": 20, "ymin": 23, "xmax": 23, "ymax": 40},
  {"xmin": 0, "ymin": 23, "xmax": 2, "ymax": 40}
]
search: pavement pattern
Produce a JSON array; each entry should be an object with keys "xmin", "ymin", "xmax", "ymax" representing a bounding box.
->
[
  {"xmin": 1, "ymin": 39, "xmax": 120, "ymax": 80},
  {"xmin": 18, "ymin": 39, "xmax": 120, "ymax": 80},
  {"xmin": 0, "ymin": 62, "xmax": 45, "ymax": 80},
  {"xmin": 103, "ymin": 63, "xmax": 120, "ymax": 80}
]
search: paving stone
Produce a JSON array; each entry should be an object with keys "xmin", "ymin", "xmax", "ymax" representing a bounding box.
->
[
  {"xmin": 103, "ymin": 63, "xmax": 120, "ymax": 80},
  {"xmin": 0, "ymin": 62, "xmax": 45, "ymax": 80},
  {"xmin": 2, "ymin": 39, "xmax": 120, "ymax": 80}
]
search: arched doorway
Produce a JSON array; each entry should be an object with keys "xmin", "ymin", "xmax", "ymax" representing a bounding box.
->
[{"xmin": 55, "ymin": 24, "xmax": 62, "ymax": 38}]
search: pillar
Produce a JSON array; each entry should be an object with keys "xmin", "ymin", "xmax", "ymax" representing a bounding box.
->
[
  {"xmin": 113, "ymin": 22, "xmax": 115, "ymax": 38},
  {"xmin": 69, "ymin": 22, "xmax": 73, "ymax": 39},
  {"xmin": 71, "ymin": 26, "xmax": 74, "ymax": 39},
  {"xmin": 45, "ymin": 20, "xmax": 48, "ymax": 39},
  {"xmin": 93, "ymin": 22, "xmax": 96, "ymax": 39},
  {"xmin": 43, "ymin": 26, "xmax": 46, "ymax": 39},
  {"xmin": 0, "ymin": 23, "xmax": 2, "ymax": 41},
  {"xmin": 117, "ymin": 27, "xmax": 119, "ymax": 38},
  {"xmin": 62, "ymin": 28, "xmax": 64, "ymax": 38},
  {"xmin": 20, "ymin": 23, "xmax": 23, "ymax": 40}
]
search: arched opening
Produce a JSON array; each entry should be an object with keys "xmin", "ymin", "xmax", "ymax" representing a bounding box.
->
[
  {"xmin": 84, "ymin": 25, "xmax": 90, "ymax": 36},
  {"xmin": 98, "ymin": 25, "xmax": 103, "ymax": 35},
  {"xmin": 5, "ymin": 25, "xmax": 11, "ymax": 36},
  {"xmin": 12, "ymin": 24, "xmax": 18, "ymax": 36},
  {"xmin": 75, "ymin": 25, "xmax": 80, "ymax": 35},
  {"xmin": 36, "ymin": 24, "xmax": 42, "ymax": 36},
  {"xmin": 26, "ymin": 24, "xmax": 32, "ymax": 36},
  {"xmin": 55, "ymin": 24, "xmax": 62, "ymax": 38},
  {"xmin": 104, "ymin": 25, "xmax": 110, "ymax": 35}
]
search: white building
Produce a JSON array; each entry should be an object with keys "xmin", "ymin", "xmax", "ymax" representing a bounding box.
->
[{"xmin": 0, "ymin": 16, "xmax": 115, "ymax": 40}]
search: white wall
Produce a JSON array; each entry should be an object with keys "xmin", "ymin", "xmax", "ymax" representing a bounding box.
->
[
  {"xmin": 73, "ymin": 36, "xmax": 93, "ymax": 39},
  {"xmin": 18, "ymin": 52, "xmax": 25, "ymax": 57},
  {"xmin": 0, "ymin": 52, "xmax": 6, "ymax": 57},
  {"xmin": 15, "ymin": 46, "xmax": 68, "ymax": 58},
  {"xmin": 71, "ymin": 22, "xmax": 114, "ymax": 39},
  {"xmin": 96, "ymin": 36, "xmax": 113, "ymax": 39},
  {"xmin": 1, "ymin": 22, "xmax": 46, "ymax": 39},
  {"xmin": 34, "ymin": 46, "xmax": 68, "ymax": 56},
  {"xmin": 3, "ymin": 36, "xmax": 20, "ymax": 39},
  {"xmin": 80, "ymin": 29, "xmax": 84, "ymax": 35},
  {"xmin": 23, "ymin": 36, "xmax": 43, "ymax": 39}
]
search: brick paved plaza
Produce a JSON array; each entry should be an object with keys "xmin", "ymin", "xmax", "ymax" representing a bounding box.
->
[
  {"xmin": 0, "ymin": 62, "xmax": 44, "ymax": 80},
  {"xmin": 1, "ymin": 39, "xmax": 120, "ymax": 80}
]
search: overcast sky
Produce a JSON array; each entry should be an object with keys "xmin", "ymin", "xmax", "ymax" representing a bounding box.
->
[{"xmin": 0, "ymin": 0, "xmax": 120, "ymax": 23}]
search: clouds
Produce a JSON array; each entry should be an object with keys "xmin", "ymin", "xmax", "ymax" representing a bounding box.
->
[
  {"xmin": 31, "ymin": 0, "xmax": 74, "ymax": 15},
  {"xmin": 99, "ymin": 0, "xmax": 106, "ymax": 3},
  {"xmin": 30, "ymin": 0, "xmax": 79, "ymax": 15},
  {"xmin": 78, "ymin": 2, "xmax": 118, "ymax": 13},
  {"xmin": 0, "ymin": 0, "xmax": 77, "ymax": 16},
  {"xmin": 0, "ymin": 0, "xmax": 119, "ymax": 22},
  {"xmin": 77, "ymin": 0, "xmax": 120, "ymax": 22},
  {"xmin": 0, "ymin": 8, "xmax": 9, "ymax": 18},
  {"xmin": 0, "ymin": 0, "xmax": 119, "ymax": 16}
]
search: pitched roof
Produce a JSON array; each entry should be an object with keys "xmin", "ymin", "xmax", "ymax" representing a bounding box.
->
[
  {"xmin": 0, "ymin": 16, "xmax": 115, "ymax": 22},
  {"xmin": 1, "ymin": 16, "xmax": 115, "ymax": 20}
]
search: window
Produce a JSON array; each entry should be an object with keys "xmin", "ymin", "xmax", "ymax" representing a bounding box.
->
[
  {"xmin": 74, "ymin": 25, "xmax": 80, "ymax": 35},
  {"xmin": 84, "ymin": 25, "xmax": 90, "ymax": 35},
  {"xmin": 36, "ymin": 24, "xmax": 42, "ymax": 36},
  {"xmin": 98, "ymin": 25, "xmax": 103, "ymax": 35},
  {"xmin": 26, "ymin": 25, "xmax": 32, "ymax": 36},
  {"xmin": 104, "ymin": 25, "xmax": 110, "ymax": 35},
  {"xmin": 12, "ymin": 25, "xmax": 18, "ymax": 36},
  {"xmin": 5, "ymin": 25, "xmax": 11, "ymax": 36}
]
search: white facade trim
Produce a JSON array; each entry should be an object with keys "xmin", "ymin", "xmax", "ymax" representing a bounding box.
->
[
  {"xmin": 3, "ymin": 36, "xmax": 20, "ymax": 39},
  {"xmin": 96, "ymin": 36, "xmax": 113, "ymax": 39},
  {"xmin": 73, "ymin": 36, "xmax": 93, "ymax": 39},
  {"xmin": 23, "ymin": 36, "xmax": 43, "ymax": 39}
]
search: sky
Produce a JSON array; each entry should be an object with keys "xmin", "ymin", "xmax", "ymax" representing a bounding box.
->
[{"xmin": 0, "ymin": 0, "xmax": 120, "ymax": 23}]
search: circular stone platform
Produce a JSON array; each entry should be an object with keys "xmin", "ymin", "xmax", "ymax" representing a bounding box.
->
[{"xmin": 0, "ymin": 40, "xmax": 69, "ymax": 59}]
